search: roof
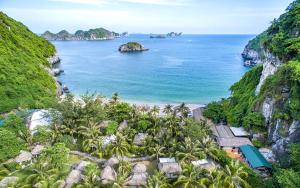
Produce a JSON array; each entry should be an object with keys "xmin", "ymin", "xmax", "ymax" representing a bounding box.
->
[
  {"xmin": 240, "ymin": 145, "xmax": 272, "ymax": 169},
  {"xmin": 159, "ymin": 157, "xmax": 176, "ymax": 163},
  {"xmin": 229, "ymin": 127, "xmax": 250, "ymax": 137},
  {"xmin": 158, "ymin": 162, "xmax": 182, "ymax": 174},
  {"xmin": 217, "ymin": 137, "xmax": 253, "ymax": 148},
  {"xmin": 215, "ymin": 125, "xmax": 234, "ymax": 138}
]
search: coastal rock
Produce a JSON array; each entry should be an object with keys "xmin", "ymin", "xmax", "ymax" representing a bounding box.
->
[
  {"xmin": 47, "ymin": 53, "xmax": 61, "ymax": 65},
  {"xmin": 42, "ymin": 28, "xmax": 120, "ymax": 41},
  {"xmin": 63, "ymin": 85, "xmax": 70, "ymax": 93},
  {"xmin": 15, "ymin": 151, "xmax": 32, "ymax": 163},
  {"xmin": 0, "ymin": 176, "xmax": 18, "ymax": 188},
  {"xmin": 119, "ymin": 42, "xmax": 148, "ymax": 53}
]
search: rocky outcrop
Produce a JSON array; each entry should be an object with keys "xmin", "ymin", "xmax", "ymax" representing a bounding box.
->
[
  {"xmin": 242, "ymin": 46, "xmax": 263, "ymax": 66},
  {"xmin": 42, "ymin": 28, "xmax": 120, "ymax": 41},
  {"xmin": 255, "ymin": 52, "xmax": 281, "ymax": 94},
  {"xmin": 119, "ymin": 42, "xmax": 148, "ymax": 53},
  {"xmin": 47, "ymin": 53, "xmax": 61, "ymax": 65}
]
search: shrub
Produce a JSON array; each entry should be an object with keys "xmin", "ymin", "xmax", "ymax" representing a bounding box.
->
[
  {"xmin": 0, "ymin": 129, "xmax": 25, "ymax": 162},
  {"xmin": 106, "ymin": 121, "xmax": 118, "ymax": 135}
]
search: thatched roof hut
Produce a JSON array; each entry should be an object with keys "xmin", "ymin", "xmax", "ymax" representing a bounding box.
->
[
  {"xmin": 133, "ymin": 133, "xmax": 147, "ymax": 146},
  {"xmin": 158, "ymin": 158, "xmax": 182, "ymax": 178},
  {"xmin": 31, "ymin": 145, "xmax": 44, "ymax": 156},
  {"xmin": 0, "ymin": 176, "xmax": 18, "ymax": 187},
  {"xmin": 126, "ymin": 173, "xmax": 148, "ymax": 186},
  {"xmin": 133, "ymin": 163, "xmax": 147, "ymax": 173},
  {"xmin": 64, "ymin": 170, "xmax": 82, "ymax": 188},
  {"xmin": 97, "ymin": 121, "xmax": 109, "ymax": 129},
  {"xmin": 126, "ymin": 163, "xmax": 148, "ymax": 186},
  {"xmin": 118, "ymin": 120, "xmax": 128, "ymax": 131},
  {"xmin": 101, "ymin": 166, "xmax": 117, "ymax": 184},
  {"xmin": 104, "ymin": 157, "xmax": 119, "ymax": 167},
  {"xmin": 15, "ymin": 151, "xmax": 32, "ymax": 163}
]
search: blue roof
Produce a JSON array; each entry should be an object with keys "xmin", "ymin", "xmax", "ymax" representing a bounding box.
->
[
  {"xmin": 240, "ymin": 144, "xmax": 272, "ymax": 169},
  {"xmin": 0, "ymin": 119, "xmax": 4, "ymax": 126}
]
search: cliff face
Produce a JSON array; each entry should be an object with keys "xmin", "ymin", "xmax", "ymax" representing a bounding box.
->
[
  {"xmin": 240, "ymin": 1, "xmax": 300, "ymax": 160},
  {"xmin": 42, "ymin": 28, "xmax": 120, "ymax": 41}
]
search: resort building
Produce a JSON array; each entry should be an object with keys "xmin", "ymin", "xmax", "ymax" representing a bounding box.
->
[
  {"xmin": 213, "ymin": 125, "xmax": 253, "ymax": 150},
  {"xmin": 239, "ymin": 145, "xmax": 272, "ymax": 174},
  {"xmin": 158, "ymin": 158, "xmax": 182, "ymax": 178},
  {"xmin": 191, "ymin": 158, "xmax": 216, "ymax": 171}
]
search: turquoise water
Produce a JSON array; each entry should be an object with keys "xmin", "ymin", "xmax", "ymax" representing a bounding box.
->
[{"xmin": 53, "ymin": 34, "xmax": 253, "ymax": 104}]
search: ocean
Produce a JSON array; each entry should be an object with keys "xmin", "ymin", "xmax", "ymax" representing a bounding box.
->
[{"xmin": 53, "ymin": 34, "xmax": 253, "ymax": 105}]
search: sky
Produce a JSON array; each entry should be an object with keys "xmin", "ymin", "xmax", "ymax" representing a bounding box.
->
[{"xmin": 0, "ymin": 0, "xmax": 295, "ymax": 34}]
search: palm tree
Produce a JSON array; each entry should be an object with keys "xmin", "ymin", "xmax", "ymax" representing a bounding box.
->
[
  {"xmin": 107, "ymin": 132, "xmax": 130, "ymax": 158},
  {"xmin": 147, "ymin": 171, "xmax": 171, "ymax": 188},
  {"xmin": 199, "ymin": 136, "xmax": 218, "ymax": 161},
  {"xmin": 110, "ymin": 92, "xmax": 120, "ymax": 105},
  {"xmin": 176, "ymin": 103, "xmax": 191, "ymax": 119},
  {"xmin": 174, "ymin": 165, "xmax": 206, "ymax": 188},
  {"xmin": 23, "ymin": 161, "xmax": 64, "ymax": 188},
  {"xmin": 76, "ymin": 164, "xmax": 100, "ymax": 188},
  {"xmin": 111, "ymin": 161, "xmax": 132, "ymax": 188},
  {"xmin": 199, "ymin": 169, "xmax": 225, "ymax": 188},
  {"xmin": 176, "ymin": 137, "xmax": 204, "ymax": 163},
  {"xmin": 80, "ymin": 123, "xmax": 103, "ymax": 154},
  {"xmin": 149, "ymin": 144, "xmax": 166, "ymax": 161},
  {"xmin": 163, "ymin": 104, "xmax": 173, "ymax": 115},
  {"xmin": 223, "ymin": 160, "xmax": 250, "ymax": 188}
]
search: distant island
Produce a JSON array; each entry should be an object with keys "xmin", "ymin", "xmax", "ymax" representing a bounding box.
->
[
  {"xmin": 41, "ymin": 28, "xmax": 126, "ymax": 41},
  {"xmin": 119, "ymin": 42, "xmax": 149, "ymax": 53},
  {"xmin": 150, "ymin": 32, "xmax": 182, "ymax": 39}
]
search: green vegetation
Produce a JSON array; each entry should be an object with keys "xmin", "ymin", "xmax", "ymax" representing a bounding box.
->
[
  {"xmin": 0, "ymin": 129, "xmax": 25, "ymax": 162},
  {"xmin": 0, "ymin": 93, "xmax": 263, "ymax": 187},
  {"xmin": 0, "ymin": 11, "xmax": 57, "ymax": 113}
]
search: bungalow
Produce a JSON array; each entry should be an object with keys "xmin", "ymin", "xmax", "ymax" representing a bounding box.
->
[
  {"xmin": 229, "ymin": 127, "xmax": 250, "ymax": 137},
  {"xmin": 239, "ymin": 145, "xmax": 272, "ymax": 174},
  {"xmin": 217, "ymin": 137, "xmax": 253, "ymax": 149},
  {"xmin": 158, "ymin": 158, "xmax": 182, "ymax": 178},
  {"xmin": 191, "ymin": 159, "xmax": 216, "ymax": 171}
]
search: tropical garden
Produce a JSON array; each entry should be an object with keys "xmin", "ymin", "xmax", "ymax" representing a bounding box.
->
[{"xmin": 0, "ymin": 93, "xmax": 265, "ymax": 188}]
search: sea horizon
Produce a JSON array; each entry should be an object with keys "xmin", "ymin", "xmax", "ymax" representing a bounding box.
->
[{"xmin": 54, "ymin": 34, "xmax": 253, "ymax": 105}]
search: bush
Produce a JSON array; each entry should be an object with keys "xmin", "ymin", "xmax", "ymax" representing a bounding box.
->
[
  {"xmin": 1, "ymin": 114, "xmax": 26, "ymax": 135},
  {"xmin": 106, "ymin": 121, "xmax": 118, "ymax": 135},
  {"xmin": 242, "ymin": 112, "xmax": 265, "ymax": 132},
  {"xmin": 203, "ymin": 102, "xmax": 225, "ymax": 123},
  {"xmin": 0, "ymin": 129, "xmax": 25, "ymax": 162},
  {"xmin": 137, "ymin": 119, "xmax": 151, "ymax": 132}
]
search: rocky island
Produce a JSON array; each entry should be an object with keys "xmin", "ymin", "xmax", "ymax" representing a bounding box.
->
[
  {"xmin": 118, "ymin": 42, "xmax": 148, "ymax": 53},
  {"xmin": 42, "ymin": 28, "xmax": 120, "ymax": 41}
]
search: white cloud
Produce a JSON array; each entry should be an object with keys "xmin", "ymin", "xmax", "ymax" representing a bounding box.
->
[
  {"xmin": 50, "ymin": 0, "xmax": 109, "ymax": 5},
  {"xmin": 49, "ymin": 0, "xmax": 187, "ymax": 6},
  {"xmin": 117, "ymin": 0, "xmax": 187, "ymax": 6}
]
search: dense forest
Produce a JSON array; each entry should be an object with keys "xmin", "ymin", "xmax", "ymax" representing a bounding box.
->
[{"xmin": 0, "ymin": 12, "xmax": 57, "ymax": 113}]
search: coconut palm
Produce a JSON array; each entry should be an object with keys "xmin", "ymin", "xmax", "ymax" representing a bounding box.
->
[
  {"xmin": 199, "ymin": 169, "xmax": 225, "ymax": 188},
  {"xmin": 110, "ymin": 92, "xmax": 120, "ymax": 105},
  {"xmin": 149, "ymin": 144, "xmax": 166, "ymax": 161},
  {"xmin": 199, "ymin": 136, "xmax": 218, "ymax": 160},
  {"xmin": 147, "ymin": 171, "xmax": 171, "ymax": 188},
  {"xmin": 107, "ymin": 132, "xmax": 130, "ymax": 158},
  {"xmin": 176, "ymin": 137, "xmax": 204, "ymax": 163},
  {"xmin": 163, "ymin": 104, "xmax": 173, "ymax": 115},
  {"xmin": 176, "ymin": 102, "xmax": 191, "ymax": 119},
  {"xmin": 111, "ymin": 161, "xmax": 132, "ymax": 188},
  {"xmin": 23, "ymin": 161, "xmax": 64, "ymax": 188},
  {"xmin": 223, "ymin": 160, "xmax": 250, "ymax": 188},
  {"xmin": 174, "ymin": 165, "xmax": 206, "ymax": 188},
  {"xmin": 76, "ymin": 164, "xmax": 100, "ymax": 188},
  {"xmin": 80, "ymin": 123, "xmax": 103, "ymax": 154}
]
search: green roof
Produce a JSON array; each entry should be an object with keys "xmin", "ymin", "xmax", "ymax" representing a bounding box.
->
[{"xmin": 240, "ymin": 145, "xmax": 272, "ymax": 169}]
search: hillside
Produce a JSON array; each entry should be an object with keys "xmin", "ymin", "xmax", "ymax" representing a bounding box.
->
[
  {"xmin": 204, "ymin": 1, "xmax": 300, "ymax": 186},
  {"xmin": 0, "ymin": 12, "xmax": 58, "ymax": 112},
  {"xmin": 42, "ymin": 28, "xmax": 120, "ymax": 41}
]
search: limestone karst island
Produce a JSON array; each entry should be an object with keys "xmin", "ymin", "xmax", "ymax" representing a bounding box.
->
[{"xmin": 0, "ymin": 0, "xmax": 300, "ymax": 187}]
